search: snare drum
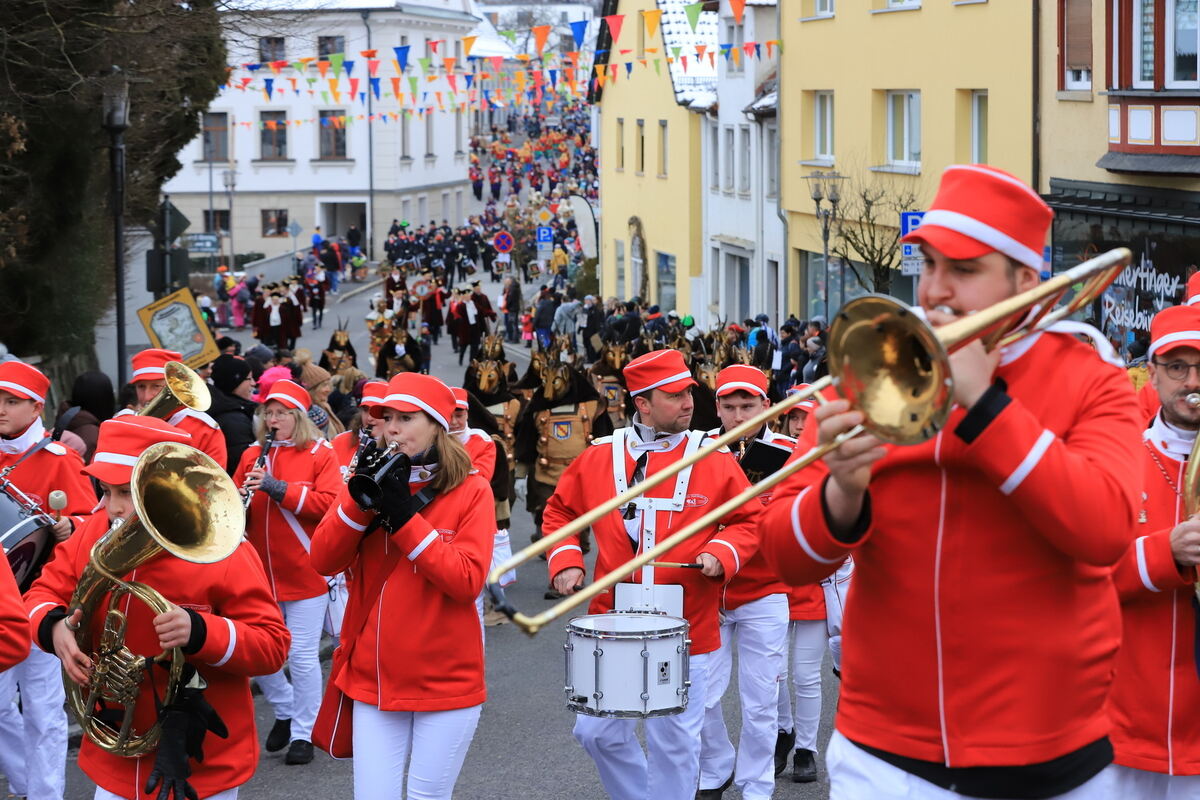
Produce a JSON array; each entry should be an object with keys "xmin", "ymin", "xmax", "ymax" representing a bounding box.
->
[
  {"xmin": 564, "ymin": 612, "xmax": 690, "ymax": 718},
  {"xmin": 0, "ymin": 491, "xmax": 54, "ymax": 592}
]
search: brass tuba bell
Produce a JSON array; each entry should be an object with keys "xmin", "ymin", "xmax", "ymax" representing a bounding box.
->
[
  {"xmin": 64, "ymin": 442, "xmax": 244, "ymax": 756},
  {"xmin": 139, "ymin": 361, "xmax": 212, "ymax": 420}
]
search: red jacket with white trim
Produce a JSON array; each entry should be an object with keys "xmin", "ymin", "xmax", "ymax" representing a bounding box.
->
[
  {"xmin": 544, "ymin": 429, "xmax": 762, "ymax": 654},
  {"xmin": 0, "ymin": 556, "xmax": 28, "ymax": 669},
  {"xmin": 1107, "ymin": 432, "xmax": 1200, "ymax": 775},
  {"xmin": 762, "ymin": 332, "xmax": 1142, "ymax": 767},
  {"xmin": 25, "ymin": 511, "xmax": 289, "ymax": 800},
  {"xmin": 0, "ymin": 426, "xmax": 98, "ymax": 541},
  {"xmin": 309, "ymin": 475, "xmax": 496, "ymax": 711},
  {"xmin": 457, "ymin": 427, "xmax": 497, "ymax": 483},
  {"xmin": 331, "ymin": 429, "xmax": 362, "ymax": 482},
  {"xmin": 232, "ymin": 439, "xmax": 340, "ymax": 602},
  {"xmin": 168, "ymin": 408, "xmax": 228, "ymax": 471}
]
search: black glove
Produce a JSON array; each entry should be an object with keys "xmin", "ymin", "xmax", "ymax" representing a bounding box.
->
[
  {"xmin": 144, "ymin": 666, "xmax": 229, "ymax": 800},
  {"xmin": 376, "ymin": 456, "xmax": 414, "ymax": 533}
]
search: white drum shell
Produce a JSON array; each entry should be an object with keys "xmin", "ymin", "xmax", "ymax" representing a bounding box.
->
[{"xmin": 564, "ymin": 612, "xmax": 690, "ymax": 718}]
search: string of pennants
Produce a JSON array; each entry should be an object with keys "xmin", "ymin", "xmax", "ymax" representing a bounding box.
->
[{"xmin": 219, "ymin": 5, "xmax": 782, "ymax": 125}]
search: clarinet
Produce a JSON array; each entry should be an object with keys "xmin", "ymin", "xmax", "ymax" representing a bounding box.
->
[
  {"xmin": 243, "ymin": 428, "xmax": 277, "ymax": 510},
  {"xmin": 345, "ymin": 429, "xmax": 372, "ymax": 483}
]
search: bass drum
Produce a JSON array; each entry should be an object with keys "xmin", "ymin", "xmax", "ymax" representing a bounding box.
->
[{"xmin": 0, "ymin": 492, "xmax": 54, "ymax": 592}]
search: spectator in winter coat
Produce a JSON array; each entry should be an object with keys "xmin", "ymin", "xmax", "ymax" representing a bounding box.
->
[
  {"xmin": 534, "ymin": 293, "xmax": 558, "ymax": 349},
  {"xmin": 552, "ymin": 293, "xmax": 582, "ymax": 350},
  {"xmin": 57, "ymin": 370, "xmax": 115, "ymax": 463},
  {"xmin": 209, "ymin": 354, "xmax": 258, "ymax": 474}
]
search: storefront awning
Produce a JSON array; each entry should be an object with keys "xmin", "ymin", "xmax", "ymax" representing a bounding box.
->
[
  {"xmin": 1096, "ymin": 151, "xmax": 1200, "ymax": 176},
  {"xmin": 1043, "ymin": 177, "xmax": 1200, "ymax": 229}
]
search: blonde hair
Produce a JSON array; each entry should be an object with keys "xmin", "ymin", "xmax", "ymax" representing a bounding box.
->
[{"xmin": 255, "ymin": 404, "xmax": 321, "ymax": 448}]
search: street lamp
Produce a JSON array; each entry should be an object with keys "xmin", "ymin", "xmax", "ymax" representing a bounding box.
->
[
  {"xmin": 222, "ymin": 168, "xmax": 238, "ymax": 269},
  {"xmin": 102, "ymin": 68, "xmax": 131, "ymax": 387},
  {"xmin": 805, "ymin": 170, "xmax": 846, "ymax": 319}
]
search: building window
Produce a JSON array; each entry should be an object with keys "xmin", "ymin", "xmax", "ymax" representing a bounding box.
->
[
  {"xmin": 203, "ymin": 209, "xmax": 230, "ymax": 236},
  {"xmin": 816, "ymin": 0, "xmax": 835, "ymax": 13},
  {"xmin": 655, "ymin": 252, "xmax": 677, "ymax": 312},
  {"xmin": 814, "ymin": 91, "xmax": 834, "ymax": 159},
  {"xmin": 658, "ymin": 120, "xmax": 668, "ymax": 177},
  {"xmin": 260, "ymin": 111, "xmax": 288, "ymax": 160},
  {"xmin": 318, "ymin": 110, "xmax": 346, "ymax": 158},
  {"xmin": 401, "ymin": 114, "xmax": 411, "ymax": 159},
  {"xmin": 724, "ymin": 126, "xmax": 734, "ymax": 190},
  {"xmin": 1062, "ymin": 0, "xmax": 1093, "ymax": 89},
  {"xmin": 418, "ymin": 195, "xmax": 427, "ymax": 222},
  {"xmin": 201, "ymin": 112, "xmax": 228, "ymax": 161},
  {"xmin": 617, "ymin": 118, "xmax": 626, "ymax": 169},
  {"xmin": 1133, "ymin": 0, "xmax": 1155, "ymax": 87},
  {"xmin": 738, "ymin": 125, "xmax": 751, "ymax": 192},
  {"xmin": 887, "ymin": 0, "xmax": 920, "ymax": 7},
  {"xmin": 261, "ymin": 209, "xmax": 288, "ymax": 237},
  {"xmin": 259, "ymin": 36, "xmax": 285, "ymax": 63},
  {"xmin": 636, "ymin": 119, "xmax": 646, "ymax": 173},
  {"xmin": 318, "ymin": 36, "xmax": 345, "ymax": 58},
  {"xmin": 886, "ymin": 90, "xmax": 921, "ymax": 167},
  {"xmin": 401, "ymin": 198, "xmax": 411, "ymax": 223},
  {"xmin": 710, "ymin": 122, "xmax": 720, "ymax": 189},
  {"xmin": 766, "ymin": 125, "xmax": 779, "ymax": 197},
  {"xmin": 1169, "ymin": 0, "xmax": 1200, "ymax": 87},
  {"xmin": 972, "ymin": 91, "xmax": 989, "ymax": 163},
  {"xmin": 455, "ymin": 109, "xmax": 465, "ymax": 153},
  {"xmin": 725, "ymin": 22, "xmax": 745, "ymax": 73},
  {"xmin": 425, "ymin": 112, "xmax": 435, "ymax": 157},
  {"xmin": 615, "ymin": 239, "xmax": 626, "ymax": 299}
]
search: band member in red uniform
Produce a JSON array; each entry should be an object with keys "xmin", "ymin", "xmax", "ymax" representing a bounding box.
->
[
  {"xmin": 127, "ymin": 348, "xmax": 228, "ymax": 469},
  {"xmin": 330, "ymin": 380, "xmax": 388, "ymax": 480},
  {"xmin": 1106, "ymin": 304, "xmax": 1200, "ymax": 796},
  {"xmin": 0, "ymin": 558, "xmax": 26, "ymax": 671},
  {"xmin": 25, "ymin": 415, "xmax": 290, "ymax": 800},
  {"xmin": 449, "ymin": 387, "xmax": 496, "ymax": 481},
  {"xmin": 698, "ymin": 365, "xmax": 794, "ymax": 799},
  {"xmin": 0, "ymin": 360, "xmax": 98, "ymax": 800},
  {"xmin": 310, "ymin": 373, "xmax": 495, "ymax": 800},
  {"xmin": 232, "ymin": 379, "xmax": 340, "ymax": 766},
  {"xmin": 544, "ymin": 349, "xmax": 761, "ymax": 800},
  {"xmin": 761, "ymin": 165, "xmax": 1143, "ymax": 799}
]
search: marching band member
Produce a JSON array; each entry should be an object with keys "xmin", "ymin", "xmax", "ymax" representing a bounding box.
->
[
  {"xmin": 449, "ymin": 387, "xmax": 496, "ymax": 481},
  {"xmin": 232, "ymin": 379, "xmax": 340, "ymax": 766},
  {"xmin": 310, "ymin": 373, "xmax": 495, "ymax": 800},
  {"xmin": 697, "ymin": 365, "xmax": 793, "ymax": 800},
  {"xmin": 761, "ymin": 165, "xmax": 1143, "ymax": 798},
  {"xmin": 25, "ymin": 415, "xmax": 290, "ymax": 800},
  {"xmin": 330, "ymin": 380, "xmax": 388, "ymax": 480},
  {"xmin": 1105, "ymin": 304, "xmax": 1200, "ymax": 796},
  {"xmin": 0, "ymin": 558, "xmax": 26, "ymax": 671},
  {"xmin": 544, "ymin": 349, "xmax": 761, "ymax": 800},
  {"xmin": 0, "ymin": 361, "xmax": 96, "ymax": 800},
  {"xmin": 127, "ymin": 348, "xmax": 228, "ymax": 469},
  {"xmin": 783, "ymin": 384, "xmax": 816, "ymax": 439}
]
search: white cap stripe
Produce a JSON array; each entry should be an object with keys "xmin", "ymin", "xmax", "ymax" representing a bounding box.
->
[
  {"xmin": 716, "ymin": 380, "xmax": 767, "ymax": 398},
  {"xmin": 92, "ymin": 452, "xmax": 141, "ymax": 467},
  {"xmin": 381, "ymin": 393, "xmax": 450, "ymax": 430},
  {"xmin": 0, "ymin": 381, "xmax": 43, "ymax": 404},
  {"xmin": 265, "ymin": 391, "xmax": 308, "ymax": 412},
  {"xmin": 629, "ymin": 369, "xmax": 694, "ymax": 396},
  {"xmin": 131, "ymin": 366, "xmax": 167, "ymax": 379},
  {"xmin": 916, "ymin": 209, "xmax": 1043, "ymax": 271},
  {"xmin": 1148, "ymin": 330, "xmax": 1200, "ymax": 360}
]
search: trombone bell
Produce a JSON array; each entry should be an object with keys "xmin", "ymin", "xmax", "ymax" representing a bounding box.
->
[{"xmin": 140, "ymin": 361, "xmax": 211, "ymax": 419}]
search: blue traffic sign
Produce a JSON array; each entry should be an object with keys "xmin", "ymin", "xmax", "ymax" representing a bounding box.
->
[
  {"xmin": 536, "ymin": 226, "xmax": 553, "ymax": 244},
  {"xmin": 900, "ymin": 211, "xmax": 925, "ymax": 258}
]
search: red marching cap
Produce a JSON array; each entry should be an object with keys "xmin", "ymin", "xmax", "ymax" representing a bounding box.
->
[
  {"xmin": 900, "ymin": 164, "xmax": 1052, "ymax": 272},
  {"xmin": 371, "ymin": 373, "xmax": 456, "ymax": 431},
  {"xmin": 263, "ymin": 379, "xmax": 311, "ymax": 412},
  {"xmin": 623, "ymin": 350, "xmax": 697, "ymax": 397},
  {"xmin": 451, "ymin": 387, "xmax": 470, "ymax": 410},
  {"xmin": 360, "ymin": 380, "xmax": 388, "ymax": 408},
  {"xmin": 0, "ymin": 361, "xmax": 49, "ymax": 404},
  {"xmin": 83, "ymin": 416, "xmax": 193, "ymax": 486},
  {"xmin": 1187, "ymin": 272, "xmax": 1200, "ymax": 306},
  {"xmin": 1148, "ymin": 305, "xmax": 1200, "ymax": 360},
  {"xmin": 130, "ymin": 349, "xmax": 183, "ymax": 383},
  {"xmin": 787, "ymin": 384, "xmax": 818, "ymax": 413},
  {"xmin": 715, "ymin": 364, "xmax": 769, "ymax": 399}
]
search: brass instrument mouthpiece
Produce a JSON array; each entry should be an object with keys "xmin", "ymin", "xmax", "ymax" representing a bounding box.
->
[{"xmin": 1187, "ymin": 393, "xmax": 1200, "ymax": 408}]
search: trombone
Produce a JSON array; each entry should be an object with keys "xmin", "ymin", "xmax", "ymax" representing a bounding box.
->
[
  {"xmin": 140, "ymin": 361, "xmax": 211, "ymax": 419},
  {"xmin": 486, "ymin": 247, "xmax": 1133, "ymax": 635}
]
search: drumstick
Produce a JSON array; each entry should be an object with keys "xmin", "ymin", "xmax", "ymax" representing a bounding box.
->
[
  {"xmin": 649, "ymin": 561, "xmax": 703, "ymax": 569},
  {"xmin": 48, "ymin": 491, "xmax": 67, "ymax": 521}
]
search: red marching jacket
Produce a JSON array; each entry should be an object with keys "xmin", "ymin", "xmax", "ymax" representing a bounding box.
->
[
  {"xmin": 544, "ymin": 429, "xmax": 762, "ymax": 655},
  {"xmin": 168, "ymin": 408, "xmax": 229, "ymax": 472},
  {"xmin": 761, "ymin": 332, "xmax": 1143, "ymax": 767},
  {"xmin": 232, "ymin": 439, "xmax": 340, "ymax": 602},
  {"xmin": 331, "ymin": 429, "xmax": 362, "ymax": 482},
  {"xmin": 0, "ymin": 557, "xmax": 28, "ymax": 669},
  {"xmin": 1107, "ymin": 428, "xmax": 1200, "ymax": 775},
  {"xmin": 25, "ymin": 512, "xmax": 290, "ymax": 800},
  {"xmin": 457, "ymin": 427, "xmax": 497, "ymax": 483},
  {"xmin": 310, "ymin": 474, "xmax": 496, "ymax": 711},
  {"xmin": 0, "ymin": 422, "xmax": 98, "ymax": 531}
]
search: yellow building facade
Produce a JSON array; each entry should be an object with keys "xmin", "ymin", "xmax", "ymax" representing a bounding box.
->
[{"xmin": 780, "ymin": 2, "xmax": 1034, "ymax": 318}]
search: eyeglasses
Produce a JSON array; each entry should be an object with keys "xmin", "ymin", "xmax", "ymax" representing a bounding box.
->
[{"xmin": 1153, "ymin": 360, "xmax": 1200, "ymax": 381}]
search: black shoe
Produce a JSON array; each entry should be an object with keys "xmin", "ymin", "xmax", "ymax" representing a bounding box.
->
[
  {"xmin": 775, "ymin": 728, "xmax": 796, "ymax": 776},
  {"xmin": 265, "ymin": 718, "xmax": 291, "ymax": 752},
  {"xmin": 285, "ymin": 739, "xmax": 314, "ymax": 765},
  {"xmin": 792, "ymin": 749, "xmax": 818, "ymax": 783},
  {"xmin": 696, "ymin": 773, "xmax": 733, "ymax": 799}
]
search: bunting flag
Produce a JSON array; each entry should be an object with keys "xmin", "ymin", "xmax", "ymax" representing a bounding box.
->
[
  {"xmin": 291, "ymin": 60, "xmax": 307, "ymax": 73},
  {"xmin": 603, "ymin": 14, "xmax": 624, "ymax": 46},
  {"xmin": 349, "ymin": 77, "xmax": 360, "ymax": 98},
  {"xmin": 360, "ymin": 49, "xmax": 377, "ymax": 59},
  {"xmin": 443, "ymin": 57, "xmax": 456, "ymax": 74},
  {"xmin": 429, "ymin": 40, "xmax": 442, "ymax": 54},
  {"xmin": 696, "ymin": 44, "xmax": 708, "ymax": 61},
  {"xmin": 288, "ymin": 77, "xmax": 298, "ymax": 93},
  {"xmin": 448, "ymin": 74, "xmax": 457, "ymax": 92},
  {"xmin": 465, "ymin": 73, "xmax": 475, "ymax": 90},
  {"xmin": 719, "ymin": 43, "xmax": 732, "ymax": 61},
  {"xmin": 418, "ymin": 56, "xmax": 432, "ymax": 74},
  {"xmin": 370, "ymin": 77, "xmax": 381, "ymax": 99},
  {"xmin": 654, "ymin": 58, "xmax": 661, "ymax": 75},
  {"xmin": 263, "ymin": 77, "xmax": 274, "ymax": 98},
  {"xmin": 390, "ymin": 76, "xmax": 401, "ymax": 98},
  {"xmin": 329, "ymin": 52, "xmax": 344, "ymax": 75},
  {"xmin": 500, "ymin": 30, "xmax": 516, "ymax": 44},
  {"xmin": 489, "ymin": 55, "xmax": 503, "ymax": 73},
  {"xmin": 368, "ymin": 59, "xmax": 380, "ymax": 77},
  {"xmin": 344, "ymin": 60, "xmax": 355, "ymax": 77},
  {"xmin": 462, "ymin": 35, "xmax": 477, "ymax": 59},
  {"xmin": 329, "ymin": 78, "xmax": 340, "ymax": 102},
  {"xmin": 624, "ymin": 62, "xmax": 633, "ymax": 78},
  {"xmin": 317, "ymin": 60, "xmax": 330, "ymax": 79},
  {"xmin": 393, "ymin": 45, "xmax": 410, "ymax": 72},
  {"xmin": 729, "ymin": 0, "xmax": 746, "ymax": 24},
  {"xmin": 532, "ymin": 25, "xmax": 552, "ymax": 57},
  {"xmin": 642, "ymin": 9, "xmax": 663, "ymax": 41},
  {"xmin": 570, "ymin": 19, "xmax": 589, "ymax": 49},
  {"xmin": 684, "ymin": 1, "xmax": 704, "ymax": 33}
]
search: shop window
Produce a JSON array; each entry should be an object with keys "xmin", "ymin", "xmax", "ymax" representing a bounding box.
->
[{"xmin": 261, "ymin": 210, "xmax": 288, "ymax": 237}]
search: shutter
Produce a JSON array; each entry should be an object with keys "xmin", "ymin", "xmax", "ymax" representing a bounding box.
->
[{"xmin": 1064, "ymin": 0, "xmax": 1094, "ymax": 70}]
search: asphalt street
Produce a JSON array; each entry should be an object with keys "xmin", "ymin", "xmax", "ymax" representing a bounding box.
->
[{"xmin": 23, "ymin": 267, "xmax": 839, "ymax": 800}]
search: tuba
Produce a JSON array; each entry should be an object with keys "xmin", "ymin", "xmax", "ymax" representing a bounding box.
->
[
  {"xmin": 139, "ymin": 361, "xmax": 212, "ymax": 420},
  {"xmin": 64, "ymin": 442, "xmax": 243, "ymax": 756}
]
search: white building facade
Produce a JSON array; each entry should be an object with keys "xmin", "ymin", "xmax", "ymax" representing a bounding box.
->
[
  {"xmin": 694, "ymin": 0, "xmax": 784, "ymax": 328},
  {"xmin": 164, "ymin": 0, "xmax": 494, "ymax": 263}
]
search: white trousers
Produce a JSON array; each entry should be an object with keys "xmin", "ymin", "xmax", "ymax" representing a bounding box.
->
[
  {"xmin": 1105, "ymin": 764, "xmax": 1200, "ymax": 799},
  {"xmin": 822, "ymin": 557, "xmax": 854, "ymax": 673},
  {"xmin": 775, "ymin": 618, "xmax": 829, "ymax": 753},
  {"xmin": 94, "ymin": 787, "xmax": 238, "ymax": 800},
  {"xmin": 0, "ymin": 645, "xmax": 67, "ymax": 800},
  {"xmin": 351, "ymin": 700, "xmax": 481, "ymax": 800},
  {"xmin": 257, "ymin": 593, "xmax": 328, "ymax": 742},
  {"xmin": 828, "ymin": 731, "xmax": 1116, "ymax": 799},
  {"xmin": 573, "ymin": 651, "xmax": 711, "ymax": 800},
  {"xmin": 698, "ymin": 594, "xmax": 789, "ymax": 800}
]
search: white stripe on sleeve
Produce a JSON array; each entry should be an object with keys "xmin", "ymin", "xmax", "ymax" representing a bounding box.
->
[{"xmin": 999, "ymin": 429, "xmax": 1056, "ymax": 496}]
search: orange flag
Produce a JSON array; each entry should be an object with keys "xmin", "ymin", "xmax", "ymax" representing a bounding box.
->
[
  {"xmin": 462, "ymin": 35, "xmax": 477, "ymax": 59},
  {"xmin": 729, "ymin": 0, "xmax": 746, "ymax": 24},
  {"xmin": 391, "ymin": 77, "xmax": 401, "ymax": 97},
  {"xmin": 532, "ymin": 25, "xmax": 552, "ymax": 57},
  {"xmin": 317, "ymin": 60, "xmax": 330, "ymax": 79},
  {"xmin": 642, "ymin": 9, "xmax": 663, "ymax": 41}
]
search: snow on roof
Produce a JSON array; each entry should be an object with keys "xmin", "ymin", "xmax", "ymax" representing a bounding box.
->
[
  {"xmin": 743, "ymin": 89, "xmax": 776, "ymax": 115},
  {"xmin": 656, "ymin": 0, "xmax": 719, "ymax": 108},
  {"xmin": 463, "ymin": 0, "xmax": 518, "ymax": 58},
  {"xmin": 226, "ymin": 0, "xmax": 479, "ymax": 21}
]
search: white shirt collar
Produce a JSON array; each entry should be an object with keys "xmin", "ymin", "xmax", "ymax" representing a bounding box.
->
[
  {"xmin": 1145, "ymin": 411, "xmax": 1198, "ymax": 459},
  {"xmin": 0, "ymin": 418, "xmax": 45, "ymax": 455},
  {"xmin": 629, "ymin": 416, "xmax": 687, "ymax": 454}
]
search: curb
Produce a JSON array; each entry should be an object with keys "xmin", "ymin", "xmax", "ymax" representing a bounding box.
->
[{"xmin": 336, "ymin": 278, "xmax": 383, "ymax": 305}]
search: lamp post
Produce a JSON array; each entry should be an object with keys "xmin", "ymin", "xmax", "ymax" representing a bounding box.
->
[
  {"xmin": 805, "ymin": 170, "xmax": 846, "ymax": 319},
  {"xmin": 102, "ymin": 69, "xmax": 131, "ymax": 387},
  {"xmin": 223, "ymin": 168, "xmax": 238, "ymax": 269}
]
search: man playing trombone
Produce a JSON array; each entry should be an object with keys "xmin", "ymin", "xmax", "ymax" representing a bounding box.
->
[
  {"xmin": 544, "ymin": 349, "xmax": 761, "ymax": 800},
  {"xmin": 761, "ymin": 165, "xmax": 1144, "ymax": 799}
]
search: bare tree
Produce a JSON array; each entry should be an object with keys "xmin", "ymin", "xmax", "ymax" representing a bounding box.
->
[{"xmin": 830, "ymin": 177, "xmax": 921, "ymax": 297}]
